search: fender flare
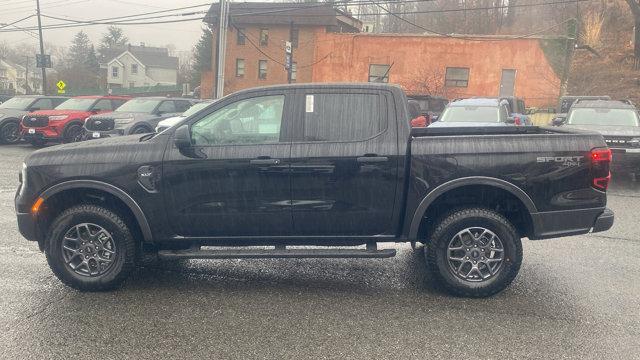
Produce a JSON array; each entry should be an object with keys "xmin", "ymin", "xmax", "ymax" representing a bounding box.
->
[
  {"xmin": 39, "ymin": 179, "xmax": 153, "ymax": 242},
  {"xmin": 408, "ymin": 176, "xmax": 537, "ymax": 239}
]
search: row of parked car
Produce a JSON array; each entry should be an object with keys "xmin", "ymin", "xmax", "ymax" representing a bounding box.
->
[
  {"xmin": 0, "ymin": 95, "xmax": 203, "ymax": 146},
  {"xmin": 408, "ymin": 93, "xmax": 640, "ymax": 180}
]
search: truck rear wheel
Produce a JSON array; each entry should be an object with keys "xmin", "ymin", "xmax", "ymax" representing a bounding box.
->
[
  {"xmin": 425, "ymin": 208, "xmax": 522, "ymax": 298},
  {"xmin": 45, "ymin": 204, "xmax": 135, "ymax": 291}
]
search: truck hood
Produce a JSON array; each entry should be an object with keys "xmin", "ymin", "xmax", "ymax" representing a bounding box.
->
[
  {"xmin": 0, "ymin": 108, "xmax": 28, "ymax": 120},
  {"xmin": 564, "ymin": 124, "xmax": 640, "ymax": 137},
  {"xmin": 26, "ymin": 134, "xmax": 152, "ymax": 166},
  {"xmin": 429, "ymin": 121, "xmax": 508, "ymax": 127}
]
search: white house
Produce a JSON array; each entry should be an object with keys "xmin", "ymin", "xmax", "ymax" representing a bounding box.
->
[
  {"xmin": 0, "ymin": 58, "xmax": 42, "ymax": 95},
  {"xmin": 100, "ymin": 44, "xmax": 178, "ymax": 89}
]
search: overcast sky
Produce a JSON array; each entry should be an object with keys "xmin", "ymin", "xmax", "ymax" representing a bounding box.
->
[{"xmin": 0, "ymin": 0, "xmax": 214, "ymax": 53}]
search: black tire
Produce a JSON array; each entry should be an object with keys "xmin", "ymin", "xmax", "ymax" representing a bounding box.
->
[
  {"xmin": 131, "ymin": 126, "xmax": 152, "ymax": 135},
  {"xmin": 62, "ymin": 123, "xmax": 84, "ymax": 143},
  {"xmin": 425, "ymin": 208, "xmax": 522, "ymax": 298},
  {"xmin": 0, "ymin": 120, "xmax": 21, "ymax": 144},
  {"xmin": 45, "ymin": 204, "xmax": 136, "ymax": 291}
]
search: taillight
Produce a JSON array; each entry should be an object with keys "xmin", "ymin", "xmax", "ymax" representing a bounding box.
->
[
  {"xmin": 514, "ymin": 116, "xmax": 521, "ymax": 126},
  {"xmin": 591, "ymin": 147, "xmax": 611, "ymax": 191}
]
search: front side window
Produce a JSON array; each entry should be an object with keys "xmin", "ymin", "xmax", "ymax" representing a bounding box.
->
[
  {"xmin": 568, "ymin": 108, "xmax": 640, "ymax": 126},
  {"xmin": 116, "ymin": 99, "xmax": 162, "ymax": 113},
  {"xmin": 112, "ymin": 66, "xmax": 119, "ymax": 78},
  {"xmin": 259, "ymin": 29, "xmax": 269, "ymax": 46},
  {"xmin": 445, "ymin": 67, "xmax": 469, "ymax": 87},
  {"xmin": 368, "ymin": 64, "xmax": 390, "ymax": 83},
  {"xmin": 191, "ymin": 95, "xmax": 285, "ymax": 146},
  {"xmin": 303, "ymin": 93, "xmax": 383, "ymax": 142},
  {"xmin": 55, "ymin": 98, "xmax": 96, "ymax": 111},
  {"xmin": 236, "ymin": 59, "xmax": 245, "ymax": 77},
  {"xmin": 258, "ymin": 60, "xmax": 267, "ymax": 79},
  {"xmin": 439, "ymin": 106, "xmax": 500, "ymax": 123}
]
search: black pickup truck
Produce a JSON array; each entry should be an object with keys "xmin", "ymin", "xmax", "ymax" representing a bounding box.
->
[{"xmin": 15, "ymin": 84, "xmax": 614, "ymax": 297}]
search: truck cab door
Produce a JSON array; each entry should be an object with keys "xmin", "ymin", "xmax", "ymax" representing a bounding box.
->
[
  {"xmin": 162, "ymin": 91, "xmax": 293, "ymax": 237},
  {"xmin": 289, "ymin": 89, "xmax": 400, "ymax": 236}
]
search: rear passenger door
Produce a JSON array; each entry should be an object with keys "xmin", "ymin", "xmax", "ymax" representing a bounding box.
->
[{"xmin": 289, "ymin": 89, "xmax": 399, "ymax": 236}]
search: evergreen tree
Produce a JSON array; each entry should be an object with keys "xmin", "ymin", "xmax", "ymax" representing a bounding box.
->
[
  {"xmin": 99, "ymin": 26, "xmax": 128, "ymax": 57},
  {"xmin": 190, "ymin": 27, "xmax": 212, "ymax": 86}
]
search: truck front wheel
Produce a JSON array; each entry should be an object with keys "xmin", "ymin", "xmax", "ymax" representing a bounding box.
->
[
  {"xmin": 45, "ymin": 204, "xmax": 136, "ymax": 291},
  {"xmin": 425, "ymin": 208, "xmax": 522, "ymax": 298}
]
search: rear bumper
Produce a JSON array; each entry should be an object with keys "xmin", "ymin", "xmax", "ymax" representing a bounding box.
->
[{"xmin": 530, "ymin": 207, "xmax": 614, "ymax": 240}]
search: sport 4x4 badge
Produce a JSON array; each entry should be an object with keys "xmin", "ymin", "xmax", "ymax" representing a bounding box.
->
[{"xmin": 536, "ymin": 156, "xmax": 584, "ymax": 167}]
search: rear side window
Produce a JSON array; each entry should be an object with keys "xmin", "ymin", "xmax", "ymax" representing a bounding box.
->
[
  {"xmin": 157, "ymin": 101, "xmax": 176, "ymax": 114},
  {"xmin": 92, "ymin": 99, "xmax": 113, "ymax": 111},
  {"xmin": 175, "ymin": 101, "xmax": 192, "ymax": 113},
  {"xmin": 303, "ymin": 93, "xmax": 383, "ymax": 142}
]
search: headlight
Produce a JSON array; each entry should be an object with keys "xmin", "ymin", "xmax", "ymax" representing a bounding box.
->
[
  {"xmin": 114, "ymin": 117, "xmax": 134, "ymax": 125},
  {"xmin": 49, "ymin": 115, "xmax": 68, "ymax": 121}
]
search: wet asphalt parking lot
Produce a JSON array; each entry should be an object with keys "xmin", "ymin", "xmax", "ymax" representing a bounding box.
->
[{"xmin": 0, "ymin": 144, "xmax": 638, "ymax": 359}]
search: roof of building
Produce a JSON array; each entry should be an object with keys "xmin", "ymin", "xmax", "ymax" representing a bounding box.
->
[
  {"xmin": 100, "ymin": 44, "xmax": 178, "ymax": 69},
  {"xmin": 204, "ymin": 2, "xmax": 361, "ymax": 30},
  {"xmin": 571, "ymin": 100, "xmax": 637, "ymax": 110}
]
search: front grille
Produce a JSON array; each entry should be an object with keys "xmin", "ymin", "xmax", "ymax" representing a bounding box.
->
[
  {"xmin": 21, "ymin": 115, "xmax": 48, "ymax": 128},
  {"xmin": 85, "ymin": 117, "xmax": 115, "ymax": 131},
  {"xmin": 604, "ymin": 137, "xmax": 638, "ymax": 149}
]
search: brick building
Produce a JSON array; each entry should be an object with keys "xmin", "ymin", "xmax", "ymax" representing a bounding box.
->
[
  {"xmin": 202, "ymin": 3, "xmax": 569, "ymax": 107},
  {"xmin": 202, "ymin": 3, "xmax": 361, "ymax": 98}
]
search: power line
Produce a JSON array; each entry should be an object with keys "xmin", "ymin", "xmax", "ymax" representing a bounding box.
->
[{"xmin": 0, "ymin": 14, "xmax": 35, "ymax": 29}]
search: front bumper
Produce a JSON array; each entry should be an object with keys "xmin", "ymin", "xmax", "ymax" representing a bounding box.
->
[
  {"xmin": 530, "ymin": 207, "xmax": 614, "ymax": 240},
  {"xmin": 17, "ymin": 212, "xmax": 38, "ymax": 242},
  {"xmin": 85, "ymin": 128, "xmax": 126, "ymax": 139},
  {"xmin": 21, "ymin": 128, "xmax": 61, "ymax": 141}
]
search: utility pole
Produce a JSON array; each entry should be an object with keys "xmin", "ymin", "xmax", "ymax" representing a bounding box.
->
[
  {"xmin": 287, "ymin": 21, "xmax": 294, "ymax": 84},
  {"xmin": 35, "ymin": 0, "xmax": 47, "ymax": 95},
  {"xmin": 215, "ymin": 0, "xmax": 228, "ymax": 99},
  {"xmin": 25, "ymin": 56, "xmax": 29, "ymax": 95}
]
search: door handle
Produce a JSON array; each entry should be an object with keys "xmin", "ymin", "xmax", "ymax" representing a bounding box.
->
[
  {"xmin": 357, "ymin": 155, "xmax": 388, "ymax": 163},
  {"xmin": 250, "ymin": 158, "xmax": 281, "ymax": 165}
]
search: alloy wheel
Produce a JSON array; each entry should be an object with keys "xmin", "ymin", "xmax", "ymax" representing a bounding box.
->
[
  {"xmin": 61, "ymin": 223, "xmax": 117, "ymax": 277},
  {"xmin": 446, "ymin": 227, "xmax": 505, "ymax": 282}
]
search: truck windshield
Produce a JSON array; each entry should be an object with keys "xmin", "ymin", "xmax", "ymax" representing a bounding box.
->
[
  {"xmin": 0, "ymin": 97, "xmax": 36, "ymax": 110},
  {"xmin": 567, "ymin": 108, "xmax": 639, "ymax": 126},
  {"xmin": 115, "ymin": 99, "xmax": 162, "ymax": 113},
  {"xmin": 439, "ymin": 106, "xmax": 500, "ymax": 123},
  {"xmin": 55, "ymin": 98, "xmax": 96, "ymax": 111}
]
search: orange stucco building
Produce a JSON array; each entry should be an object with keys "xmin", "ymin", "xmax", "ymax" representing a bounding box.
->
[{"xmin": 203, "ymin": 3, "xmax": 567, "ymax": 108}]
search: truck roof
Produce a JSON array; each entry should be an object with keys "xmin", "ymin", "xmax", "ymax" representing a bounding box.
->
[{"xmin": 227, "ymin": 82, "xmax": 404, "ymax": 92}]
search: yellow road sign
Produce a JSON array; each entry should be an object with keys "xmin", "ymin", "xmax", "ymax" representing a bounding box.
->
[{"xmin": 56, "ymin": 80, "xmax": 66, "ymax": 90}]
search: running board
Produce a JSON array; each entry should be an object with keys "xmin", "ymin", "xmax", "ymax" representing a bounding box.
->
[{"xmin": 157, "ymin": 246, "xmax": 396, "ymax": 260}]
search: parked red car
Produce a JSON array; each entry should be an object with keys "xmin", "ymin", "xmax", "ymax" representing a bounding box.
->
[{"xmin": 21, "ymin": 95, "xmax": 130, "ymax": 146}]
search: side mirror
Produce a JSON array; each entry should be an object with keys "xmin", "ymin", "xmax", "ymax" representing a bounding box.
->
[
  {"xmin": 552, "ymin": 116, "xmax": 566, "ymax": 126},
  {"xmin": 173, "ymin": 124, "xmax": 191, "ymax": 149}
]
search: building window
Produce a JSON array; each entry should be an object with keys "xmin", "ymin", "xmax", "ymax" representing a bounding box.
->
[
  {"xmin": 445, "ymin": 67, "xmax": 470, "ymax": 87},
  {"xmin": 259, "ymin": 29, "xmax": 269, "ymax": 46},
  {"xmin": 237, "ymin": 28, "xmax": 246, "ymax": 45},
  {"xmin": 291, "ymin": 62, "xmax": 297, "ymax": 82},
  {"xmin": 236, "ymin": 58, "xmax": 245, "ymax": 77},
  {"xmin": 291, "ymin": 28, "xmax": 299, "ymax": 48},
  {"xmin": 131, "ymin": 64, "xmax": 138, "ymax": 74},
  {"xmin": 112, "ymin": 66, "xmax": 118, "ymax": 78},
  {"xmin": 368, "ymin": 64, "xmax": 390, "ymax": 83},
  {"xmin": 258, "ymin": 60, "xmax": 267, "ymax": 79}
]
